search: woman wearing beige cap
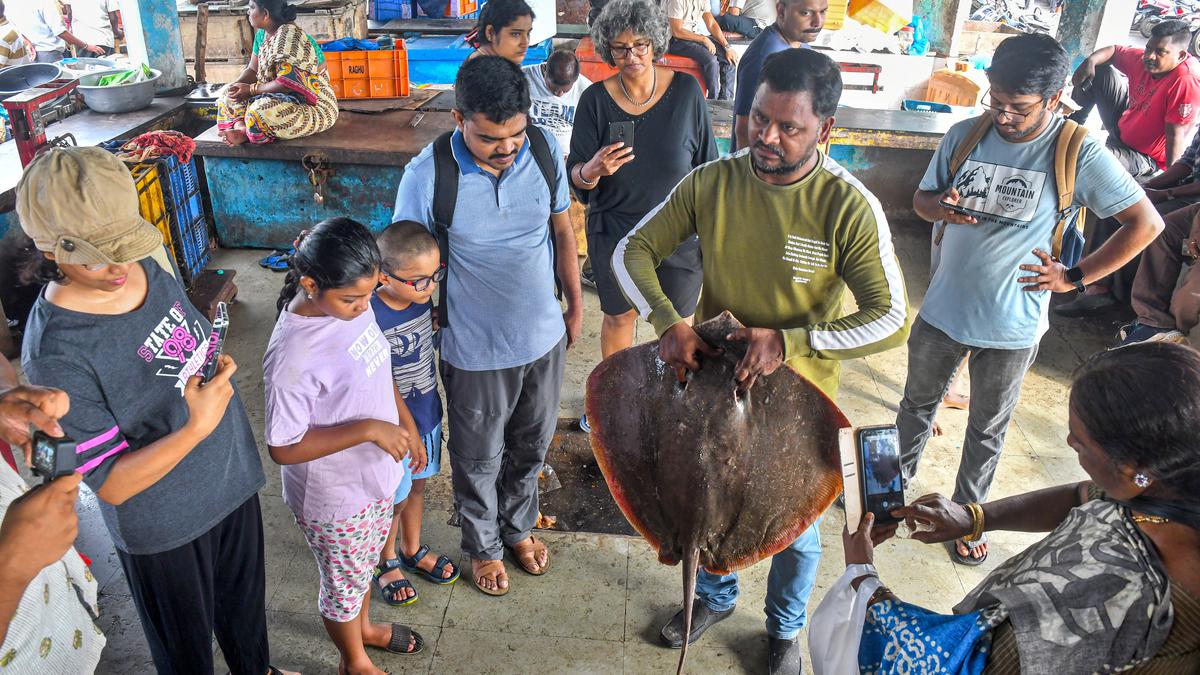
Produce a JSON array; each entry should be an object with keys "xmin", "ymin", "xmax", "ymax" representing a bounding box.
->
[{"xmin": 13, "ymin": 147, "xmax": 296, "ymax": 675}]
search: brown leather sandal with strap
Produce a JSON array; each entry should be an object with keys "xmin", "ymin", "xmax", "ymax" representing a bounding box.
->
[
  {"xmin": 471, "ymin": 558, "xmax": 510, "ymax": 596},
  {"xmin": 506, "ymin": 535, "xmax": 550, "ymax": 576}
]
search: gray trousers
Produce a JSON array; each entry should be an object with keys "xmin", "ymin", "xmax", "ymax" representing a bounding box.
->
[
  {"xmin": 895, "ymin": 317, "xmax": 1038, "ymax": 505},
  {"xmin": 442, "ymin": 337, "xmax": 566, "ymax": 560}
]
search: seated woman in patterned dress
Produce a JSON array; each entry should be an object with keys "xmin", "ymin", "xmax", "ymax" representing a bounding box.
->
[
  {"xmin": 838, "ymin": 342, "xmax": 1200, "ymax": 674},
  {"xmin": 216, "ymin": 0, "xmax": 338, "ymax": 146}
]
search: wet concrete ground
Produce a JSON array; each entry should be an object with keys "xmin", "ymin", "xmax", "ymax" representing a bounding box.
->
[{"xmin": 76, "ymin": 220, "xmax": 1127, "ymax": 674}]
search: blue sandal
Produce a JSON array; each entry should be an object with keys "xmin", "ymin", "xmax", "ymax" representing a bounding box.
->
[
  {"xmin": 374, "ymin": 558, "xmax": 418, "ymax": 606},
  {"xmin": 258, "ymin": 248, "xmax": 293, "ymax": 272},
  {"xmin": 399, "ymin": 544, "xmax": 460, "ymax": 585}
]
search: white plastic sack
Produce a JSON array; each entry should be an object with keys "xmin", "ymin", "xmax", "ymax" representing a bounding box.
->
[{"xmin": 808, "ymin": 563, "xmax": 881, "ymax": 675}]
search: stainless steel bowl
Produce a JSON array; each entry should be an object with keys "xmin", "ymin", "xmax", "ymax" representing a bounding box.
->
[
  {"xmin": 76, "ymin": 68, "xmax": 161, "ymax": 114},
  {"xmin": 0, "ymin": 63, "xmax": 64, "ymax": 99}
]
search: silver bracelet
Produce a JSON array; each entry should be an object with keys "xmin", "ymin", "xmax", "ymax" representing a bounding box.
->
[{"xmin": 576, "ymin": 164, "xmax": 597, "ymax": 187}]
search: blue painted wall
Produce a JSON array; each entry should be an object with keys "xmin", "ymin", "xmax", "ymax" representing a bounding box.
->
[
  {"xmin": 203, "ymin": 157, "xmax": 405, "ymax": 249},
  {"xmin": 0, "ymin": 211, "xmax": 17, "ymax": 240}
]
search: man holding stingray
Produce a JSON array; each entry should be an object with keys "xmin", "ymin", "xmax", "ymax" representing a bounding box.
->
[{"xmin": 614, "ymin": 48, "xmax": 909, "ymax": 674}]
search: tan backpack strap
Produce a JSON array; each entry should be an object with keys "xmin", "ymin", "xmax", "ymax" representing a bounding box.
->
[
  {"xmin": 1051, "ymin": 119, "xmax": 1089, "ymax": 260},
  {"xmin": 949, "ymin": 114, "xmax": 993, "ymax": 177},
  {"xmin": 938, "ymin": 115, "xmax": 992, "ymax": 246}
]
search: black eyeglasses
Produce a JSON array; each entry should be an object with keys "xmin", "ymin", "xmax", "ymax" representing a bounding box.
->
[
  {"xmin": 384, "ymin": 263, "xmax": 446, "ymax": 291},
  {"xmin": 980, "ymin": 88, "xmax": 1046, "ymax": 122},
  {"xmin": 610, "ymin": 42, "xmax": 652, "ymax": 59}
]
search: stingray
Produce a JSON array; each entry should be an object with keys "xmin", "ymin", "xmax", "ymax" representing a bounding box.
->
[{"xmin": 586, "ymin": 312, "xmax": 849, "ymax": 674}]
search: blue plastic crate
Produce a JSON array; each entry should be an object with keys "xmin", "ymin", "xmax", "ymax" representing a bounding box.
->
[
  {"xmin": 157, "ymin": 155, "xmax": 211, "ymax": 283},
  {"xmin": 901, "ymin": 99, "xmax": 952, "ymax": 113},
  {"xmin": 405, "ymin": 35, "xmax": 550, "ymax": 85},
  {"xmin": 371, "ymin": 0, "xmax": 409, "ymax": 20}
]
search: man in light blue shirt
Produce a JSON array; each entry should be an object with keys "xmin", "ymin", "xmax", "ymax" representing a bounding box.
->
[
  {"xmin": 731, "ymin": 0, "xmax": 827, "ymax": 151},
  {"xmin": 900, "ymin": 33, "xmax": 1162, "ymax": 565},
  {"xmin": 392, "ymin": 56, "xmax": 582, "ymax": 596}
]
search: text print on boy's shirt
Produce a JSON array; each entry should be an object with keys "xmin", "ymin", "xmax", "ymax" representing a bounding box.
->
[
  {"xmin": 21, "ymin": 258, "xmax": 265, "ymax": 554},
  {"xmin": 953, "ymin": 159, "xmax": 1049, "ymax": 226},
  {"xmin": 371, "ymin": 296, "xmax": 442, "ymax": 437}
]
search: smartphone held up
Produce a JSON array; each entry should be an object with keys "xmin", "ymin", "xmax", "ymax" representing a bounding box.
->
[
  {"xmin": 839, "ymin": 424, "xmax": 906, "ymax": 533},
  {"xmin": 200, "ymin": 302, "xmax": 230, "ymax": 383}
]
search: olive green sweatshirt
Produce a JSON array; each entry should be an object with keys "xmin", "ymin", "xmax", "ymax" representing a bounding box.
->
[{"xmin": 614, "ymin": 150, "xmax": 910, "ymax": 398}]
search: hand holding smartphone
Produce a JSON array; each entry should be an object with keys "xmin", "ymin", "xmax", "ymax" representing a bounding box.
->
[
  {"xmin": 839, "ymin": 424, "xmax": 906, "ymax": 532},
  {"xmin": 608, "ymin": 120, "xmax": 635, "ymax": 148},
  {"xmin": 200, "ymin": 302, "xmax": 229, "ymax": 384}
]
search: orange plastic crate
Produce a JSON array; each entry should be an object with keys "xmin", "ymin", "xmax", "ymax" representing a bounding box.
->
[{"xmin": 324, "ymin": 45, "xmax": 411, "ymax": 99}]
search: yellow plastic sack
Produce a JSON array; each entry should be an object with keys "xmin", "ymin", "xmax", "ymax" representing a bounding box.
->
[{"xmin": 848, "ymin": 0, "xmax": 912, "ymax": 34}]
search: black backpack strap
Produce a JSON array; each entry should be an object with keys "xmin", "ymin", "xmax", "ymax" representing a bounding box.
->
[
  {"xmin": 431, "ymin": 131, "xmax": 457, "ymax": 327},
  {"xmin": 525, "ymin": 126, "xmax": 563, "ymax": 298}
]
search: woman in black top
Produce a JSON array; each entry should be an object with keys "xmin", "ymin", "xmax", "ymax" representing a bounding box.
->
[{"xmin": 569, "ymin": 0, "xmax": 716, "ymax": 429}]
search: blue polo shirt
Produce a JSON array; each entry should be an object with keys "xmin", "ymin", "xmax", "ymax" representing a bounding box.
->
[
  {"xmin": 392, "ymin": 127, "xmax": 570, "ymax": 371},
  {"xmin": 731, "ymin": 26, "xmax": 799, "ymax": 151}
]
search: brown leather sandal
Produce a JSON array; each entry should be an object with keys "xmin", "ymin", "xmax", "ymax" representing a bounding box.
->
[
  {"xmin": 506, "ymin": 536, "xmax": 550, "ymax": 576},
  {"xmin": 471, "ymin": 558, "xmax": 510, "ymax": 596}
]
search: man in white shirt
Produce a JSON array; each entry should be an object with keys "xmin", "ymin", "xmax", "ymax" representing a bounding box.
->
[
  {"xmin": 65, "ymin": 0, "xmax": 121, "ymax": 56},
  {"xmin": 665, "ymin": 0, "xmax": 739, "ymax": 100},
  {"xmin": 522, "ymin": 49, "xmax": 593, "ymax": 153},
  {"xmin": 8, "ymin": 0, "xmax": 100, "ymax": 62},
  {"xmin": 523, "ymin": 48, "xmax": 594, "ymax": 290},
  {"xmin": 712, "ymin": 0, "xmax": 766, "ymax": 40}
]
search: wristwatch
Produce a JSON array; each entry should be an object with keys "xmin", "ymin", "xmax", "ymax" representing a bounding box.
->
[{"xmin": 1066, "ymin": 266, "xmax": 1086, "ymax": 293}]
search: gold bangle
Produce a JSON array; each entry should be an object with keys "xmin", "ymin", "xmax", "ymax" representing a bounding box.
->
[{"xmin": 964, "ymin": 502, "xmax": 986, "ymax": 542}]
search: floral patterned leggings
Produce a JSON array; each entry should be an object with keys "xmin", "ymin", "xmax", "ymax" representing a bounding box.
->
[{"xmin": 294, "ymin": 498, "xmax": 393, "ymax": 622}]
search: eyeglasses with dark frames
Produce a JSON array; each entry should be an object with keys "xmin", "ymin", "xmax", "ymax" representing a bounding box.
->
[
  {"xmin": 980, "ymin": 88, "xmax": 1046, "ymax": 122},
  {"xmin": 610, "ymin": 42, "xmax": 652, "ymax": 59},
  {"xmin": 383, "ymin": 263, "xmax": 446, "ymax": 291}
]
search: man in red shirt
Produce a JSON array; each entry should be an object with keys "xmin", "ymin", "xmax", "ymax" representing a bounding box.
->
[
  {"xmin": 1056, "ymin": 20, "xmax": 1200, "ymax": 318},
  {"xmin": 1070, "ymin": 20, "xmax": 1200, "ymax": 178}
]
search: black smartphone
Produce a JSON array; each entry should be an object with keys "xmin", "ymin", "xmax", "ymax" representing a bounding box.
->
[
  {"xmin": 31, "ymin": 428, "xmax": 78, "ymax": 484},
  {"xmin": 939, "ymin": 199, "xmax": 973, "ymax": 216},
  {"xmin": 200, "ymin": 301, "xmax": 229, "ymax": 383},
  {"xmin": 608, "ymin": 120, "xmax": 635, "ymax": 148},
  {"xmin": 856, "ymin": 424, "xmax": 905, "ymax": 524}
]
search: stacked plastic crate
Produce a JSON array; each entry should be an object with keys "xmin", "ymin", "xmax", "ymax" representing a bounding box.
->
[{"xmin": 106, "ymin": 142, "xmax": 213, "ymax": 286}]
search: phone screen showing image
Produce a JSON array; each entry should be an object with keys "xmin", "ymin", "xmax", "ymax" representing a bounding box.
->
[
  {"xmin": 856, "ymin": 425, "xmax": 904, "ymax": 524},
  {"xmin": 200, "ymin": 302, "xmax": 229, "ymax": 383}
]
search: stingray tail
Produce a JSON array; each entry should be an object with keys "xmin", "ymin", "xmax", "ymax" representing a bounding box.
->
[{"xmin": 677, "ymin": 549, "xmax": 699, "ymax": 675}]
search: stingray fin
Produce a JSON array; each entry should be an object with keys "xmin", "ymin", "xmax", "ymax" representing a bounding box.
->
[{"xmin": 678, "ymin": 548, "xmax": 699, "ymax": 675}]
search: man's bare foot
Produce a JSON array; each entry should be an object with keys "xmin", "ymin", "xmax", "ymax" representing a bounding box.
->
[
  {"xmin": 508, "ymin": 535, "xmax": 549, "ymax": 575},
  {"xmin": 224, "ymin": 126, "xmax": 249, "ymax": 146},
  {"xmin": 942, "ymin": 390, "xmax": 970, "ymax": 410},
  {"xmin": 955, "ymin": 538, "xmax": 987, "ymax": 560},
  {"xmin": 471, "ymin": 558, "xmax": 509, "ymax": 595}
]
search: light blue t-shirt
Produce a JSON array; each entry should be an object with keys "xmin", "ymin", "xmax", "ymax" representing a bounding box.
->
[
  {"xmin": 919, "ymin": 116, "xmax": 1143, "ymax": 349},
  {"xmin": 392, "ymin": 127, "xmax": 570, "ymax": 371}
]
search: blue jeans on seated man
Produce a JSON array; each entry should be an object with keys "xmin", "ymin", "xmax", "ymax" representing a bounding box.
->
[
  {"xmin": 716, "ymin": 13, "xmax": 763, "ymax": 40},
  {"xmin": 694, "ymin": 519, "xmax": 821, "ymax": 639}
]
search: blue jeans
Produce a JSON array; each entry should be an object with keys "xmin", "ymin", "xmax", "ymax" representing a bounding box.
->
[{"xmin": 695, "ymin": 520, "xmax": 822, "ymax": 640}]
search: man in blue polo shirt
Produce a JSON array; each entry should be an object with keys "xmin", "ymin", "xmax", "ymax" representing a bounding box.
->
[
  {"xmin": 392, "ymin": 56, "xmax": 583, "ymax": 597},
  {"xmin": 731, "ymin": 0, "xmax": 828, "ymax": 151}
]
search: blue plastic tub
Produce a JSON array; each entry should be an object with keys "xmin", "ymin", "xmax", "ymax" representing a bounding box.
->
[
  {"xmin": 405, "ymin": 35, "xmax": 551, "ymax": 85},
  {"xmin": 901, "ymin": 99, "xmax": 952, "ymax": 113}
]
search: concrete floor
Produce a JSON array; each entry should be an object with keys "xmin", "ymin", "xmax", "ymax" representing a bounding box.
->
[{"xmin": 74, "ymin": 221, "xmax": 1120, "ymax": 674}]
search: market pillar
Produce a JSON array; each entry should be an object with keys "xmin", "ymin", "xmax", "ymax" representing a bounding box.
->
[
  {"xmin": 911, "ymin": 0, "xmax": 971, "ymax": 57},
  {"xmin": 117, "ymin": 0, "xmax": 188, "ymax": 90},
  {"xmin": 1059, "ymin": 0, "xmax": 1138, "ymax": 68}
]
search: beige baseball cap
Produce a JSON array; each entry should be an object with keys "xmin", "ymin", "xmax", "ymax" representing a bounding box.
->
[{"xmin": 16, "ymin": 147, "xmax": 164, "ymax": 266}]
